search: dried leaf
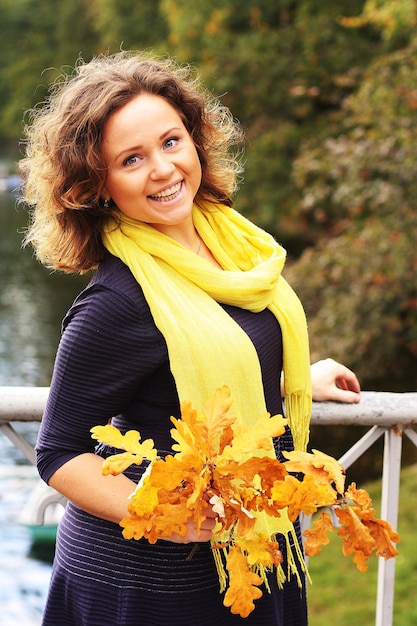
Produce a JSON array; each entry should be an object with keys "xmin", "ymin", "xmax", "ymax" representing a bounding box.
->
[
  {"xmin": 303, "ymin": 510, "xmax": 334, "ymax": 556},
  {"xmin": 223, "ymin": 412, "xmax": 287, "ymax": 460},
  {"xmin": 335, "ymin": 506, "xmax": 376, "ymax": 572},
  {"xmin": 284, "ymin": 448, "xmax": 346, "ymax": 495},
  {"xmin": 236, "ymin": 532, "xmax": 283, "ymax": 568},
  {"xmin": 223, "ymin": 545, "xmax": 263, "ymax": 618},
  {"xmin": 365, "ymin": 518, "xmax": 399, "ymax": 560},
  {"xmin": 90, "ymin": 424, "xmax": 157, "ymax": 475},
  {"xmin": 271, "ymin": 474, "xmax": 332, "ymax": 521},
  {"xmin": 91, "ymin": 385, "xmax": 400, "ymax": 618}
]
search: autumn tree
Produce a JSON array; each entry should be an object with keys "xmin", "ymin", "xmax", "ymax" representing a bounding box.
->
[{"xmin": 286, "ymin": 37, "xmax": 417, "ymax": 389}]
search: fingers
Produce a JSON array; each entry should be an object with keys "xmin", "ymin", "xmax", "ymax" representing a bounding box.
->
[
  {"xmin": 165, "ymin": 501, "xmax": 218, "ymax": 544},
  {"xmin": 337, "ymin": 369, "xmax": 361, "ymax": 394},
  {"xmin": 330, "ymin": 385, "xmax": 361, "ymax": 404},
  {"xmin": 311, "ymin": 358, "xmax": 361, "ymax": 403}
]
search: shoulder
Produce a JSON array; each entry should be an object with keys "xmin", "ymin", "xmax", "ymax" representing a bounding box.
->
[
  {"xmin": 88, "ymin": 253, "xmax": 146, "ymax": 308},
  {"xmin": 62, "ymin": 253, "xmax": 155, "ymax": 334}
]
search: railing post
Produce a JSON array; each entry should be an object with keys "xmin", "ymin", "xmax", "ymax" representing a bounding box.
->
[{"xmin": 375, "ymin": 427, "xmax": 402, "ymax": 626}]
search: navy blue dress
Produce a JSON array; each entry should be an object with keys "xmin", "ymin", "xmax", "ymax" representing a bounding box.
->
[{"xmin": 37, "ymin": 254, "xmax": 308, "ymax": 625}]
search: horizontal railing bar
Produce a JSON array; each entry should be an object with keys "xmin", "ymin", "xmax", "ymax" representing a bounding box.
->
[
  {"xmin": 0, "ymin": 386, "xmax": 49, "ymax": 423},
  {"xmin": 310, "ymin": 391, "xmax": 416, "ymax": 426},
  {"xmin": 1, "ymin": 388, "xmax": 416, "ymax": 426}
]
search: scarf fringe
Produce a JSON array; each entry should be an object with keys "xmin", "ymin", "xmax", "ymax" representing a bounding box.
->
[
  {"xmin": 285, "ymin": 392, "xmax": 312, "ymax": 453},
  {"xmin": 211, "ymin": 527, "xmax": 309, "ymax": 595}
]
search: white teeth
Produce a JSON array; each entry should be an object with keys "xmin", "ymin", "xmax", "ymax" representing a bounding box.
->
[{"xmin": 150, "ymin": 182, "xmax": 181, "ymax": 199}]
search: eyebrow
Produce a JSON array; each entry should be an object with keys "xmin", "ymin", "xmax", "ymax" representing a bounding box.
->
[{"xmin": 112, "ymin": 127, "xmax": 183, "ymax": 163}]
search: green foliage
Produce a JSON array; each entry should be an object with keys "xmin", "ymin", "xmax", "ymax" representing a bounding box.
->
[
  {"xmin": 91, "ymin": 0, "xmax": 168, "ymax": 51},
  {"xmin": 288, "ymin": 37, "xmax": 417, "ymax": 389},
  {"xmin": 285, "ymin": 214, "xmax": 417, "ymax": 390},
  {"xmin": 0, "ymin": 0, "xmax": 100, "ymax": 137},
  {"xmin": 0, "ymin": 0, "xmax": 166, "ymax": 138}
]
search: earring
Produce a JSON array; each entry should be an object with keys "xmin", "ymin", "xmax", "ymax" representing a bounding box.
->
[{"xmin": 103, "ymin": 198, "xmax": 110, "ymax": 208}]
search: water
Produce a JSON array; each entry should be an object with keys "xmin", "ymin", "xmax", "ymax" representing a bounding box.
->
[
  {"xmin": 0, "ymin": 190, "xmax": 87, "ymax": 387},
  {"xmin": 0, "ymin": 465, "xmax": 52, "ymax": 626},
  {"xmin": 0, "ymin": 187, "xmax": 87, "ymax": 624}
]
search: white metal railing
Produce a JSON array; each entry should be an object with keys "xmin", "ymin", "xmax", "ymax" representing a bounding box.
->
[{"xmin": 0, "ymin": 386, "xmax": 416, "ymax": 626}]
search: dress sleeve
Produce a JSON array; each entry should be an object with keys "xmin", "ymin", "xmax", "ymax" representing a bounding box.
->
[{"xmin": 36, "ymin": 283, "xmax": 166, "ymax": 483}]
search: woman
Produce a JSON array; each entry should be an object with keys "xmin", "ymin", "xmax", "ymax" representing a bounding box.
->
[{"xmin": 21, "ymin": 52, "xmax": 360, "ymax": 625}]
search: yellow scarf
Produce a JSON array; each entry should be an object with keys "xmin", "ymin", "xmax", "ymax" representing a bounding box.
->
[{"xmin": 103, "ymin": 202, "xmax": 312, "ymax": 583}]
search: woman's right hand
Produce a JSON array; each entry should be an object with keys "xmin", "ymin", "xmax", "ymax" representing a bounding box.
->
[{"xmin": 164, "ymin": 502, "xmax": 218, "ymax": 543}]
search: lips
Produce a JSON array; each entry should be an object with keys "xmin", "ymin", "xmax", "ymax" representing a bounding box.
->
[{"xmin": 149, "ymin": 181, "xmax": 182, "ymax": 202}]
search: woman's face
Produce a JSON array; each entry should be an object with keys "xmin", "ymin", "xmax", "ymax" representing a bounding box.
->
[{"xmin": 102, "ymin": 93, "xmax": 202, "ymax": 231}]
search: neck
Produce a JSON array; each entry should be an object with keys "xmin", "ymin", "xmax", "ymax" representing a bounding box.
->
[{"xmin": 151, "ymin": 221, "xmax": 199, "ymax": 253}]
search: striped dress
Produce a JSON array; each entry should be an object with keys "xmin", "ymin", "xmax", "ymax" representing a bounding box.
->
[{"xmin": 37, "ymin": 253, "xmax": 308, "ymax": 626}]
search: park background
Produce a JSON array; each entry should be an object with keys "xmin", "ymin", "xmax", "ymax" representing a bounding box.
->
[
  {"xmin": 1, "ymin": 0, "xmax": 416, "ymax": 393},
  {"xmin": 0, "ymin": 1, "xmax": 416, "ymax": 624}
]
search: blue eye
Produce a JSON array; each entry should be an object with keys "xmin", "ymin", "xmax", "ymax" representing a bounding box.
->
[
  {"xmin": 165, "ymin": 137, "xmax": 178, "ymax": 149},
  {"xmin": 123, "ymin": 155, "xmax": 140, "ymax": 166}
]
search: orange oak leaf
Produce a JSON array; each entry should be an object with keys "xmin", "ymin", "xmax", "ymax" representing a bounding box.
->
[
  {"xmin": 345, "ymin": 482, "xmax": 373, "ymax": 510},
  {"xmin": 303, "ymin": 510, "xmax": 335, "ymax": 556},
  {"xmin": 283, "ymin": 448, "xmax": 346, "ymax": 496},
  {"xmin": 120, "ymin": 510, "xmax": 153, "ymax": 541},
  {"xmin": 364, "ymin": 518, "xmax": 400, "ymax": 560},
  {"xmin": 144, "ymin": 454, "xmax": 205, "ymax": 491},
  {"xmin": 335, "ymin": 506, "xmax": 376, "ymax": 572},
  {"xmin": 223, "ymin": 545, "xmax": 264, "ymax": 618},
  {"xmin": 271, "ymin": 474, "xmax": 332, "ymax": 521}
]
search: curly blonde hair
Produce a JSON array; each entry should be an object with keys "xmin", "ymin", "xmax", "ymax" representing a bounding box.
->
[{"xmin": 20, "ymin": 51, "xmax": 244, "ymax": 272}]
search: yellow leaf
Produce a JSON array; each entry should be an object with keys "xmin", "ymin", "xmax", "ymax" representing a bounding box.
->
[
  {"xmin": 170, "ymin": 403, "xmax": 206, "ymax": 458},
  {"xmin": 222, "ymin": 412, "xmax": 287, "ymax": 460},
  {"xmin": 202, "ymin": 385, "xmax": 237, "ymax": 453},
  {"xmin": 223, "ymin": 545, "xmax": 263, "ymax": 618},
  {"xmin": 90, "ymin": 424, "xmax": 157, "ymax": 473},
  {"xmin": 101, "ymin": 452, "xmax": 147, "ymax": 476},
  {"xmin": 236, "ymin": 532, "xmax": 283, "ymax": 568}
]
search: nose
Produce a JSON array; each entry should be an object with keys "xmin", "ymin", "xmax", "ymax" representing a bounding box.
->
[{"xmin": 149, "ymin": 152, "xmax": 175, "ymax": 180}]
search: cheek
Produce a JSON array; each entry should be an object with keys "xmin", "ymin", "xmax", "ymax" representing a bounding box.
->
[
  {"xmin": 107, "ymin": 173, "xmax": 140, "ymax": 200},
  {"xmin": 191, "ymin": 152, "xmax": 203, "ymax": 185}
]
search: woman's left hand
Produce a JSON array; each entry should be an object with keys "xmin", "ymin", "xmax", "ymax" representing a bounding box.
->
[{"xmin": 311, "ymin": 358, "xmax": 361, "ymax": 403}]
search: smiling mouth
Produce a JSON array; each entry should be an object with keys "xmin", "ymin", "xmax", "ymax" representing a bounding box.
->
[{"xmin": 149, "ymin": 182, "xmax": 182, "ymax": 202}]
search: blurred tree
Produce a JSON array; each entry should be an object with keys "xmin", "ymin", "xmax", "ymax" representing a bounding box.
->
[
  {"xmin": 0, "ymin": 0, "xmax": 99, "ymax": 138},
  {"xmin": 287, "ymin": 37, "xmax": 417, "ymax": 390},
  {"xmin": 1, "ymin": 0, "xmax": 415, "ymax": 388},
  {"xmin": 0, "ymin": 0, "xmax": 167, "ymax": 140},
  {"xmin": 340, "ymin": 0, "xmax": 416, "ymax": 42},
  {"xmin": 90, "ymin": 0, "xmax": 168, "ymax": 51}
]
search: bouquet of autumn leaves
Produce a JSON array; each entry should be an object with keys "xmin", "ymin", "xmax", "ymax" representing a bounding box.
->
[{"xmin": 91, "ymin": 386, "xmax": 399, "ymax": 618}]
